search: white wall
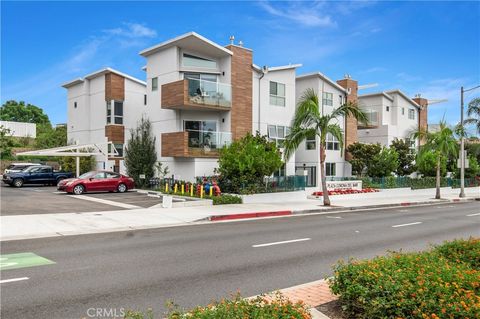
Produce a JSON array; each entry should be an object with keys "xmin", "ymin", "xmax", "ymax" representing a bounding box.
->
[{"xmin": 0, "ymin": 121, "xmax": 36, "ymax": 138}]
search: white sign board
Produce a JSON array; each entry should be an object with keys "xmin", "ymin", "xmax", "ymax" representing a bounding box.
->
[
  {"xmin": 139, "ymin": 174, "xmax": 146, "ymax": 179},
  {"xmin": 326, "ymin": 180, "xmax": 362, "ymax": 191}
]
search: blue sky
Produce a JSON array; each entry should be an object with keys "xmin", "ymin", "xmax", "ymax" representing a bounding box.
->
[{"xmin": 1, "ymin": 1, "xmax": 479, "ymax": 133}]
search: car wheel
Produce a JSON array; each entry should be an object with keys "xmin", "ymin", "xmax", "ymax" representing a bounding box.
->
[
  {"xmin": 13, "ymin": 178, "xmax": 24, "ymax": 188},
  {"xmin": 117, "ymin": 183, "xmax": 127, "ymax": 193},
  {"xmin": 73, "ymin": 184, "xmax": 85, "ymax": 195}
]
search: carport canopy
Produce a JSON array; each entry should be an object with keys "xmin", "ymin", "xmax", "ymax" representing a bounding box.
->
[{"xmin": 16, "ymin": 142, "xmax": 118, "ymax": 177}]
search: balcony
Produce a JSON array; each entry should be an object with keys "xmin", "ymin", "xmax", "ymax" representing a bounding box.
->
[
  {"xmin": 162, "ymin": 78, "xmax": 231, "ymax": 111},
  {"xmin": 162, "ymin": 130, "xmax": 232, "ymax": 158},
  {"xmin": 358, "ymin": 110, "xmax": 379, "ymax": 129}
]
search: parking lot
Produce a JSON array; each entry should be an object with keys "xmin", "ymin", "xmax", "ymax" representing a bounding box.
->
[{"xmin": 1, "ymin": 182, "xmax": 163, "ymax": 216}]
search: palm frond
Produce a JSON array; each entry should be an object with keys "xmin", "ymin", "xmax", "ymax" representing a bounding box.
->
[
  {"xmin": 292, "ymin": 88, "xmax": 321, "ymax": 129},
  {"xmin": 283, "ymin": 126, "xmax": 317, "ymax": 160},
  {"xmin": 326, "ymin": 124, "xmax": 344, "ymax": 156},
  {"xmin": 330, "ymin": 101, "xmax": 369, "ymax": 124}
]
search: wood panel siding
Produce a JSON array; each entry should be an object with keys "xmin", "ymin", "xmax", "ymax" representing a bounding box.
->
[
  {"xmin": 161, "ymin": 131, "xmax": 220, "ymax": 158},
  {"xmin": 337, "ymin": 78, "xmax": 358, "ymax": 160},
  {"xmin": 225, "ymin": 45, "xmax": 253, "ymax": 140},
  {"xmin": 161, "ymin": 79, "xmax": 231, "ymax": 111},
  {"xmin": 105, "ymin": 125, "xmax": 125, "ymax": 143},
  {"xmin": 105, "ymin": 72, "xmax": 125, "ymax": 101},
  {"xmin": 413, "ymin": 97, "xmax": 428, "ymax": 146}
]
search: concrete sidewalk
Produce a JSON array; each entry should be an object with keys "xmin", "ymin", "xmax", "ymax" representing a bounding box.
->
[{"xmin": 1, "ymin": 186, "xmax": 478, "ymax": 241}]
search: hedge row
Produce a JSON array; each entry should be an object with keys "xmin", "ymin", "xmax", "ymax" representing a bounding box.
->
[
  {"xmin": 124, "ymin": 293, "xmax": 311, "ymax": 319},
  {"xmin": 330, "ymin": 238, "xmax": 480, "ymax": 319}
]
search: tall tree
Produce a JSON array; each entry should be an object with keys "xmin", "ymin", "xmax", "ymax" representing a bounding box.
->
[
  {"xmin": 0, "ymin": 125, "xmax": 18, "ymax": 159},
  {"xmin": 284, "ymin": 89, "xmax": 368, "ymax": 206},
  {"xmin": 346, "ymin": 142, "xmax": 382, "ymax": 176},
  {"xmin": 35, "ymin": 125, "xmax": 67, "ymax": 149},
  {"xmin": 124, "ymin": 118, "xmax": 157, "ymax": 188},
  {"xmin": 0, "ymin": 100, "xmax": 51, "ymax": 126},
  {"xmin": 366, "ymin": 147, "xmax": 399, "ymax": 178},
  {"xmin": 390, "ymin": 138, "xmax": 416, "ymax": 176},
  {"xmin": 413, "ymin": 121, "xmax": 458, "ymax": 199},
  {"xmin": 464, "ymin": 97, "xmax": 480, "ymax": 135}
]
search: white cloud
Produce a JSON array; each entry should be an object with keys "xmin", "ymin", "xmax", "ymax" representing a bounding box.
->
[
  {"xmin": 396, "ymin": 72, "xmax": 422, "ymax": 82},
  {"xmin": 258, "ymin": 1, "xmax": 336, "ymax": 27},
  {"xmin": 104, "ymin": 22, "xmax": 157, "ymax": 38}
]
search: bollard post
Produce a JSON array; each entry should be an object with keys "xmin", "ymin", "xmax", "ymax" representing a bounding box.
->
[
  {"xmin": 181, "ymin": 184, "xmax": 184, "ymax": 195},
  {"xmin": 200, "ymin": 185, "xmax": 204, "ymax": 198},
  {"xmin": 165, "ymin": 183, "xmax": 168, "ymax": 193},
  {"xmin": 174, "ymin": 184, "xmax": 178, "ymax": 193},
  {"xmin": 190, "ymin": 183, "xmax": 194, "ymax": 197}
]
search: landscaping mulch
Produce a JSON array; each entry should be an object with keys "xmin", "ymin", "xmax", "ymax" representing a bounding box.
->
[{"xmin": 316, "ymin": 300, "xmax": 348, "ymax": 319}]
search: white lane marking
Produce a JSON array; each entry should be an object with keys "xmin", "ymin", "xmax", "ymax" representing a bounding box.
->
[
  {"xmin": 355, "ymin": 230, "xmax": 360, "ymax": 233},
  {"xmin": 252, "ymin": 238, "xmax": 311, "ymax": 248},
  {"xmin": 67, "ymin": 195, "xmax": 141, "ymax": 209},
  {"xmin": 0, "ymin": 277, "xmax": 29, "ymax": 284},
  {"xmin": 398, "ymin": 209, "xmax": 409, "ymax": 212},
  {"xmin": 326, "ymin": 216, "xmax": 342, "ymax": 219},
  {"xmin": 392, "ymin": 222, "xmax": 422, "ymax": 228},
  {"xmin": 467, "ymin": 212, "xmax": 480, "ymax": 217}
]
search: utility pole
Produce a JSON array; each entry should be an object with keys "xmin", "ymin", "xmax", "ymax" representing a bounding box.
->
[
  {"xmin": 459, "ymin": 84, "xmax": 480, "ymax": 198},
  {"xmin": 460, "ymin": 86, "xmax": 465, "ymax": 198}
]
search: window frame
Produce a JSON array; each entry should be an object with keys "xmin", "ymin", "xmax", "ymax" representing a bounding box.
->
[
  {"xmin": 182, "ymin": 53, "xmax": 217, "ymax": 69},
  {"xmin": 408, "ymin": 109, "xmax": 416, "ymax": 120},
  {"xmin": 305, "ymin": 134, "xmax": 316, "ymax": 150},
  {"xmin": 325, "ymin": 162, "xmax": 336, "ymax": 176},
  {"xmin": 152, "ymin": 77, "xmax": 158, "ymax": 91},
  {"xmin": 322, "ymin": 92, "xmax": 333, "ymax": 106},
  {"xmin": 267, "ymin": 124, "xmax": 289, "ymax": 148},
  {"xmin": 325, "ymin": 133, "xmax": 340, "ymax": 151},
  {"xmin": 113, "ymin": 101, "xmax": 123, "ymax": 125},
  {"xmin": 269, "ymin": 81, "xmax": 286, "ymax": 107}
]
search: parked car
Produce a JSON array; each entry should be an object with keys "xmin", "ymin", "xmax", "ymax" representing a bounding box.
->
[
  {"xmin": 4, "ymin": 163, "xmax": 41, "ymax": 174},
  {"xmin": 57, "ymin": 171, "xmax": 135, "ymax": 195},
  {"xmin": 2, "ymin": 165, "xmax": 75, "ymax": 187}
]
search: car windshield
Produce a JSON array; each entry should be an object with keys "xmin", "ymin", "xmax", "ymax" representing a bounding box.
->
[{"xmin": 78, "ymin": 172, "xmax": 94, "ymax": 179}]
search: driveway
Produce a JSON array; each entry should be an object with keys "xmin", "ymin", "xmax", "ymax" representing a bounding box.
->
[{"xmin": 0, "ymin": 183, "xmax": 162, "ymax": 216}]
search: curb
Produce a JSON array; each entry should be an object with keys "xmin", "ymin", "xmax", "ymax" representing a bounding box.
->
[
  {"xmin": 206, "ymin": 198, "xmax": 478, "ymax": 222},
  {"xmin": 209, "ymin": 210, "xmax": 292, "ymax": 221}
]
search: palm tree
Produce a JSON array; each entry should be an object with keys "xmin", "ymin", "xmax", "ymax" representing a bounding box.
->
[
  {"xmin": 413, "ymin": 120, "xmax": 458, "ymax": 199},
  {"xmin": 465, "ymin": 97, "xmax": 480, "ymax": 135},
  {"xmin": 284, "ymin": 89, "xmax": 368, "ymax": 206}
]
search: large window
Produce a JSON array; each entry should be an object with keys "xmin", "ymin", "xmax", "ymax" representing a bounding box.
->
[
  {"xmin": 108, "ymin": 144, "xmax": 124, "ymax": 157},
  {"xmin": 306, "ymin": 134, "xmax": 316, "ymax": 150},
  {"xmin": 268, "ymin": 124, "xmax": 290, "ymax": 148},
  {"xmin": 408, "ymin": 109, "xmax": 416, "ymax": 120},
  {"xmin": 326, "ymin": 133, "xmax": 340, "ymax": 151},
  {"xmin": 152, "ymin": 77, "xmax": 158, "ymax": 91},
  {"xmin": 184, "ymin": 120, "xmax": 218, "ymax": 149},
  {"xmin": 326, "ymin": 162, "xmax": 336, "ymax": 176},
  {"xmin": 106, "ymin": 101, "xmax": 123, "ymax": 124},
  {"xmin": 322, "ymin": 92, "xmax": 333, "ymax": 106},
  {"xmin": 269, "ymin": 81, "xmax": 286, "ymax": 107},
  {"xmin": 182, "ymin": 53, "xmax": 217, "ymax": 69}
]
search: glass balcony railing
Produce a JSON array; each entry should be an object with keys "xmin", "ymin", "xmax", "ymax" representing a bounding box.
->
[
  {"xmin": 358, "ymin": 110, "xmax": 379, "ymax": 128},
  {"xmin": 186, "ymin": 78, "xmax": 232, "ymax": 108},
  {"xmin": 187, "ymin": 130, "xmax": 232, "ymax": 151}
]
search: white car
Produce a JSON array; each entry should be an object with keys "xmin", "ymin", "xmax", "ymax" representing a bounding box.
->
[{"xmin": 4, "ymin": 163, "xmax": 41, "ymax": 174}]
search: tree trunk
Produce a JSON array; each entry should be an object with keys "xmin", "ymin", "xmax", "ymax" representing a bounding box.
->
[
  {"xmin": 435, "ymin": 156, "xmax": 441, "ymax": 199},
  {"xmin": 320, "ymin": 145, "xmax": 331, "ymax": 206}
]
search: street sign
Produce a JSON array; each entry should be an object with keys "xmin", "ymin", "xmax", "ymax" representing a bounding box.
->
[{"xmin": 139, "ymin": 174, "xmax": 146, "ymax": 179}]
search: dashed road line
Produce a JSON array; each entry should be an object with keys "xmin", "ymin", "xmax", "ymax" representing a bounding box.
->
[
  {"xmin": 392, "ymin": 222, "xmax": 422, "ymax": 228},
  {"xmin": 67, "ymin": 195, "xmax": 141, "ymax": 209},
  {"xmin": 0, "ymin": 277, "xmax": 29, "ymax": 284},
  {"xmin": 466, "ymin": 212, "xmax": 480, "ymax": 217},
  {"xmin": 252, "ymin": 238, "xmax": 311, "ymax": 248}
]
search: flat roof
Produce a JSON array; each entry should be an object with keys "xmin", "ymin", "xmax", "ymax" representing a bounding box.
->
[
  {"xmin": 253, "ymin": 63, "xmax": 302, "ymax": 73},
  {"xmin": 296, "ymin": 72, "xmax": 347, "ymax": 93},
  {"xmin": 62, "ymin": 67, "xmax": 146, "ymax": 88},
  {"xmin": 359, "ymin": 90, "xmax": 420, "ymax": 108},
  {"xmin": 139, "ymin": 31, "xmax": 233, "ymax": 57}
]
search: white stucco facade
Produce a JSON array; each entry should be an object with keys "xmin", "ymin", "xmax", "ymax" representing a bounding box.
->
[
  {"xmin": 358, "ymin": 90, "xmax": 420, "ymax": 148},
  {"xmin": 294, "ymin": 73, "xmax": 350, "ymax": 187}
]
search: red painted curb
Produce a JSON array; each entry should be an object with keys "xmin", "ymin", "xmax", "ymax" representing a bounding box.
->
[
  {"xmin": 210, "ymin": 210, "xmax": 292, "ymax": 221},
  {"xmin": 400, "ymin": 202, "xmax": 411, "ymax": 206},
  {"xmin": 452, "ymin": 199, "xmax": 461, "ymax": 202}
]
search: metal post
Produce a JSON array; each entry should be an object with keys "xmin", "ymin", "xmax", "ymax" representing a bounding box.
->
[
  {"xmin": 76, "ymin": 156, "xmax": 80, "ymax": 178},
  {"xmin": 459, "ymin": 87, "xmax": 465, "ymax": 198}
]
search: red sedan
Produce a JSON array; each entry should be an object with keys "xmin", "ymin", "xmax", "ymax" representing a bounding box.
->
[{"xmin": 57, "ymin": 171, "xmax": 135, "ymax": 195}]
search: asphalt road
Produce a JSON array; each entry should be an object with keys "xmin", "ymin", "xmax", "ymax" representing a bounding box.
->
[
  {"xmin": 1, "ymin": 201, "xmax": 479, "ymax": 319},
  {"xmin": 0, "ymin": 183, "xmax": 162, "ymax": 215}
]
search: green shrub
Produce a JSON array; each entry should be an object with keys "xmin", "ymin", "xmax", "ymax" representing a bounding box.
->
[
  {"xmin": 330, "ymin": 239, "xmax": 480, "ymax": 319},
  {"xmin": 124, "ymin": 293, "xmax": 310, "ymax": 319},
  {"xmin": 208, "ymin": 194, "xmax": 242, "ymax": 205},
  {"xmin": 410, "ymin": 177, "xmax": 448, "ymax": 189},
  {"xmin": 434, "ymin": 237, "xmax": 480, "ymax": 269}
]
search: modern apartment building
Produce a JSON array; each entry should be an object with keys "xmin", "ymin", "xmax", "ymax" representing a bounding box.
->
[
  {"xmin": 62, "ymin": 68, "xmax": 147, "ymax": 172},
  {"xmin": 294, "ymin": 73, "xmax": 356, "ymax": 186},
  {"xmin": 357, "ymin": 90, "xmax": 428, "ymax": 149}
]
